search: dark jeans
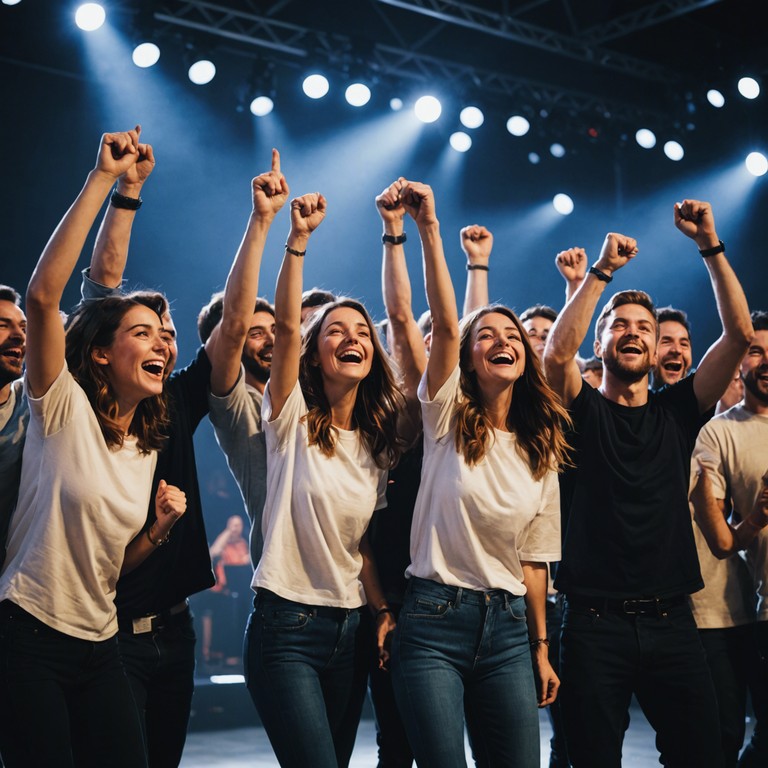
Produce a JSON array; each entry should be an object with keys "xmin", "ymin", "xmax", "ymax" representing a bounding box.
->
[
  {"xmin": 118, "ymin": 607, "xmax": 196, "ymax": 768},
  {"xmin": 739, "ymin": 620, "xmax": 768, "ymax": 767},
  {"xmin": 699, "ymin": 625, "xmax": 752, "ymax": 768},
  {"xmin": 0, "ymin": 600, "xmax": 147, "ymax": 768},
  {"xmin": 391, "ymin": 577, "xmax": 540, "ymax": 768},
  {"xmin": 545, "ymin": 596, "xmax": 570, "ymax": 768},
  {"xmin": 245, "ymin": 590, "xmax": 361, "ymax": 768},
  {"xmin": 559, "ymin": 596, "xmax": 724, "ymax": 768}
]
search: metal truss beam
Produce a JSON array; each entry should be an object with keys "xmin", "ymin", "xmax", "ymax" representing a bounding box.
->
[{"xmin": 373, "ymin": 0, "xmax": 677, "ymax": 83}]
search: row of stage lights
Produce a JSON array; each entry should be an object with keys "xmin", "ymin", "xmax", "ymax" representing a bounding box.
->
[{"xmin": 5, "ymin": 1, "xmax": 767, "ymax": 176}]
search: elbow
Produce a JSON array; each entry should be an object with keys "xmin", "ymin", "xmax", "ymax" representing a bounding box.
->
[
  {"xmin": 219, "ymin": 314, "xmax": 250, "ymax": 346},
  {"xmin": 386, "ymin": 307, "xmax": 413, "ymax": 327}
]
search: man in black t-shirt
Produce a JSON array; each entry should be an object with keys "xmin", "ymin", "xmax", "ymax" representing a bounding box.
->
[{"xmin": 543, "ymin": 200, "xmax": 752, "ymax": 768}]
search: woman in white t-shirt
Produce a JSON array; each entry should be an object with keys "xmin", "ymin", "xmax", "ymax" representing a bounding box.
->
[
  {"xmin": 388, "ymin": 180, "xmax": 571, "ymax": 768},
  {"xmin": 0, "ymin": 129, "xmax": 185, "ymax": 768},
  {"xmin": 244, "ymin": 191, "xmax": 406, "ymax": 767}
]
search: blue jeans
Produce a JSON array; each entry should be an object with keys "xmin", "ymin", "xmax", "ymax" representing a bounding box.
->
[
  {"xmin": 0, "ymin": 600, "xmax": 147, "ymax": 768},
  {"xmin": 391, "ymin": 578, "xmax": 540, "ymax": 768},
  {"xmin": 245, "ymin": 590, "xmax": 361, "ymax": 768},
  {"xmin": 559, "ymin": 596, "xmax": 723, "ymax": 768},
  {"xmin": 118, "ymin": 607, "xmax": 196, "ymax": 768}
]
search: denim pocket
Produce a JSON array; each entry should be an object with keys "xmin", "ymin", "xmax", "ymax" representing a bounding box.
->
[
  {"xmin": 406, "ymin": 596, "xmax": 452, "ymax": 620},
  {"xmin": 261, "ymin": 607, "xmax": 311, "ymax": 631},
  {"xmin": 502, "ymin": 599, "xmax": 527, "ymax": 622}
]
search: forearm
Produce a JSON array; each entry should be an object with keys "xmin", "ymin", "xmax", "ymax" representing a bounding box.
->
[
  {"xmin": 419, "ymin": 221, "xmax": 458, "ymax": 333},
  {"xmin": 522, "ymin": 561, "xmax": 549, "ymax": 641},
  {"xmin": 121, "ymin": 520, "xmax": 171, "ymax": 575},
  {"xmin": 462, "ymin": 268, "xmax": 488, "ymax": 318},
  {"xmin": 703, "ymin": 253, "xmax": 753, "ymax": 349}
]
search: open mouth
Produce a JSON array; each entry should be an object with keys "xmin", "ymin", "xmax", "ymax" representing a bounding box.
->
[
  {"xmin": 338, "ymin": 350, "xmax": 363, "ymax": 363},
  {"xmin": 0, "ymin": 347, "xmax": 23, "ymax": 363},
  {"xmin": 141, "ymin": 360, "xmax": 165, "ymax": 377},
  {"xmin": 259, "ymin": 350, "xmax": 273, "ymax": 363},
  {"xmin": 662, "ymin": 360, "xmax": 683, "ymax": 373},
  {"xmin": 619, "ymin": 343, "xmax": 643, "ymax": 355},
  {"xmin": 489, "ymin": 352, "xmax": 515, "ymax": 365}
]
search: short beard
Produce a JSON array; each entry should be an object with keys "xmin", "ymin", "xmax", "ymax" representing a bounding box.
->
[
  {"xmin": 0, "ymin": 362, "xmax": 22, "ymax": 389},
  {"xmin": 243, "ymin": 355, "xmax": 270, "ymax": 384},
  {"xmin": 604, "ymin": 353, "xmax": 652, "ymax": 384},
  {"xmin": 742, "ymin": 370, "xmax": 768, "ymax": 405}
]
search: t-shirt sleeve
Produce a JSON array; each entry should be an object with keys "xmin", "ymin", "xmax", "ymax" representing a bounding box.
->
[
  {"xmin": 79, "ymin": 267, "xmax": 124, "ymax": 302},
  {"xmin": 263, "ymin": 379, "xmax": 306, "ymax": 453},
  {"xmin": 417, "ymin": 365, "xmax": 461, "ymax": 441},
  {"xmin": 691, "ymin": 421, "xmax": 728, "ymax": 500},
  {"xmin": 25, "ymin": 365, "xmax": 82, "ymax": 437},
  {"xmin": 168, "ymin": 347, "xmax": 211, "ymax": 429},
  {"xmin": 656, "ymin": 373, "xmax": 706, "ymax": 445},
  {"xmin": 518, "ymin": 468, "xmax": 562, "ymax": 563}
]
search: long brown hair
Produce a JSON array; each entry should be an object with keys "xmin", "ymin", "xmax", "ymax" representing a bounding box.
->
[
  {"xmin": 298, "ymin": 298, "xmax": 406, "ymax": 469},
  {"xmin": 455, "ymin": 305, "xmax": 571, "ymax": 479},
  {"xmin": 65, "ymin": 294, "xmax": 170, "ymax": 454}
]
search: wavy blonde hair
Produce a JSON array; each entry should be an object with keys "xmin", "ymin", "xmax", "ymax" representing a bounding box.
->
[
  {"xmin": 298, "ymin": 299, "xmax": 407, "ymax": 469},
  {"xmin": 65, "ymin": 294, "xmax": 170, "ymax": 454},
  {"xmin": 455, "ymin": 305, "xmax": 571, "ymax": 479}
]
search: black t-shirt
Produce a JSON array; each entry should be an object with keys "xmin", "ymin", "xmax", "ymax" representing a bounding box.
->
[
  {"xmin": 368, "ymin": 439, "xmax": 423, "ymax": 606},
  {"xmin": 555, "ymin": 376, "xmax": 707, "ymax": 599},
  {"xmin": 116, "ymin": 346, "xmax": 215, "ymax": 617}
]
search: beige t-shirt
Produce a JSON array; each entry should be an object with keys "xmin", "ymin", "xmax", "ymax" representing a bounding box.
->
[
  {"xmin": 407, "ymin": 366, "xmax": 561, "ymax": 594},
  {"xmin": 254, "ymin": 380, "xmax": 387, "ymax": 608},
  {"xmin": 0, "ymin": 366, "xmax": 156, "ymax": 640},
  {"xmin": 690, "ymin": 404, "xmax": 768, "ymax": 624}
]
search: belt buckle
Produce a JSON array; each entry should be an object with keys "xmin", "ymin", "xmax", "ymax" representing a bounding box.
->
[
  {"xmin": 622, "ymin": 598, "xmax": 657, "ymax": 615},
  {"xmin": 131, "ymin": 615, "xmax": 156, "ymax": 634}
]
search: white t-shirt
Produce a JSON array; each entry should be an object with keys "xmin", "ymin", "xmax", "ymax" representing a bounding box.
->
[
  {"xmin": 691, "ymin": 404, "xmax": 768, "ymax": 623},
  {"xmin": 254, "ymin": 380, "xmax": 388, "ymax": 608},
  {"xmin": 0, "ymin": 366, "xmax": 157, "ymax": 640},
  {"xmin": 407, "ymin": 366, "xmax": 561, "ymax": 594}
]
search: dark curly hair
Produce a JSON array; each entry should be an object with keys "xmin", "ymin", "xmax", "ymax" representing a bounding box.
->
[{"xmin": 65, "ymin": 294, "xmax": 170, "ymax": 453}]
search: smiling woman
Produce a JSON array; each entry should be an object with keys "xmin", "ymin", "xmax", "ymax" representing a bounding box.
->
[{"xmin": 0, "ymin": 129, "xmax": 186, "ymax": 768}]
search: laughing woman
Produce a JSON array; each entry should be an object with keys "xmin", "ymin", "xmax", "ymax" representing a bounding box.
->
[
  {"xmin": 244, "ymin": 191, "xmax": 406, "ymax": 767},
  {"xmin": 388, "ymin": 180, "xmax": 570, "ymax": 768},
  {"xmin": 0, "ymin": 130, "xmax": 185, "ymax": 768}
]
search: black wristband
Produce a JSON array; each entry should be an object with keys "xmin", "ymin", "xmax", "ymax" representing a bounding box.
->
[
  {"xmin": 466, "ymin": 264, "xmax": 489, "ymax": 271},
  {"xmin": 375, "ymin": 607, "xmax": 395, "ymax": 619},
  {"xmin": 698, "ymin": 240, "xmax": 725, "ymax": 258},
  {"xmin": 110, "ymin": 188, "xmax": 142, "ymax": 210},
  {"xmin": 382, "ymin": 232, "xmax": 407, "ymax": 245},
  {"xmin": 529, "ymin": 638, "xmax": 550, "ymax": 648},
  {"xmin": 588, "ymin": 265, "xmax": 613, "ymax": 283},
  {"xmin": 285, "ymin": 243, "xmax": 306, "ymax": 257},
  {"xmin": 146, "ymin": 527, "xmax": 169, "ymax": 547}
]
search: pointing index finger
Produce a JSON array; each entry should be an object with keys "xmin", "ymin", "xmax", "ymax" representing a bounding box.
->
[{"xmin": 271, "ymin": 148, "xmax": 281, "ymax": 174}]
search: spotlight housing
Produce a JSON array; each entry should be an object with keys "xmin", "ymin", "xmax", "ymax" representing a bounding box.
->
[
  {"xmin": 663, "ymin": 141, "xmax": 684, "ymax": 161},
  {"xmin": 188, "ymin": 60, "xmax": 216, "ymax": 85},
  {"xmin": 132, "ymin": 43, "xmax": 160, "ymax": 69},
  {"xmin": 635, "ymin": 129, "xmax": 656, "ymax": 149},
  {"xmin": 449, "ymin": 132, "xmax": 472, "ymax": 152},
  {"xmin": 414, "ymin": 96, "xmax": 442, "ymax": 123},
  {"xmin": 345, "ymin": 83, "xmax": 371, "ymax": 107},
  {"xmin": 549, "ymin": 143, "xmax": 566, "ymax": 158},
  {"xmin": 303, "ymin": 74, "xmax": 329, "ymax": 99},
  {"xmin": 75, "ymin": 3, "xmax": 105, "ymax": 31},
  {"xmin": 738, "ymin": 77, "xmax": 760, "ymax": 100},
  {"xmin": 506, "ymin": 116, "xmax": 530, "ymax": 137},
  {"xmin": 745, "ymin": 152, "xmax": 768, "ymax": 177},
  {"xmin": 460, "ymin": 106, "xmax": 484, "ymax": 129},
  {"xmin": 706, "ymin": 89, "xmax": 725, "ymax": 108},
  {"xmin": 553, "ymin": 194, "xmax": 574, "ymax": 215},
  {"xmin": 250, "ymin": 96, "xmax": 274, "ymax": 117},
  {"xmin": 389, "ymin": 98, "xmax": 403, "ymax": 111}
]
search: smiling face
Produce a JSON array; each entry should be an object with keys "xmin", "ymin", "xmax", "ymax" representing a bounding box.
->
[
  {"xmin": 741, "ymin": 330, "xmax": 768, "ymax": 408},
  {"xmin": 160, "ymin": 311, "xmax": 178, "ymax": 377},
  {"xmin": 242, "ymin": 310, "xmax": 275, "ymax": 385},
  {"xmin": 0, "ymin": 299, "xmax": 26, "ymax": 388},
  {"xmin": 596, "ymin": 303, "xmax": 658, "ymax": 384},
  {"xmin": 467, "ymin": 311, "xmax": 526, "ymax": 393},
  {"xmin": 522, "ymin": 315, "xmax": 553, "ymax": 359},
  {"xmin": 314, "ymin": 306, "xmax": 375, "ymax": 386},
  {"xmin": 654, "ymin": 320, "xmax": 692, "ymax": 386},
  {"xmin": 92, "ymin": 304, "xmax": 169, "ymax": 407}
]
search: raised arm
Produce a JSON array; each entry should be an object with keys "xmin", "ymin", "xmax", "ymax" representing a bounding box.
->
[
  {"xmin": 555, "ymin": 246, "xmax": 588, "ymax": 304},
  {"xmin": 400, "ymin": 181, "xmax": 458, "ymax": 399},
  {"xmin": 543, "ymin": 234, "xmax": 637, "ymax": 407},
  {"xmin": 26, "ymin": 130, "xmax": 140, "ymax": 397},
  {"xmin": 377, "ymin": 179, "xmax": 426, "ymax": 406},
  {"xmin": 673, "ymin": 200, "xmax": 752, "ymax": 413},
  {"xmin": 460, "ymin": 225, "xmax": 492, "ymax": 317},
  {"xmin": 268, "ymin": 192, "xmax": 327, "ymax": 419},
  {"xmin": 89, "ymin": 125, "xmax": 154, "ymax": 289},
  {"xmin": 208, "ymin": 150, "xmax": 288, "ymax": 397}
]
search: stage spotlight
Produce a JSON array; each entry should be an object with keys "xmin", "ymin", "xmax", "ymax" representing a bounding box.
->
[
  {"xmin": 635, "ymin": 128, "xmax": 656, "ymax": 149},
  {"xmin": 345, "ymin": 83, "xmax": 371, "ymax": 107},
  {"xmin": 745, "ymin": 152, "xmax": 768, "ymax": 177},
  {"xmin": 132, "ymin": 42, "xmax": 160, "ymax": 68},
  {"xmin": 553, "ymin": 194, "xmax": 574, "ymax": 215},
  {"xmin": 188, "ymin": 60, "xmax": 216, "ymax": 85},
  {"xmin": 738, "ymin": 77, "xmax": 760, "ymax": 100},
  {"xmin": 528, "ymin": 152, "xmax": 540, "ymax": 165},
  {"xmin": 550, "ymin": 143, "xmax": 565, "ymax": 158},
  {"xmin": 506, "ymin": 115, "xmax": 530, "ymax": 137},
  {"xmin": 2, "ymin": 0, "xmax": 23, "ymax": 5},
  {"xmin": 303, "ymin": 74, "xmax": 329, "ymax": 99},
  {"xmin": 663, "ymin": 141, "xmax": 684, "ymax": 161},
  {"xmin": 460, "ymin": 106, "xmax": 484, "ymax": 129},
  {"xmin": 390, "ymin": 98, "xmax": 403, "ymax": 111},
  {"xmin": 250, "ymin": 96, "xmax": 274, "ymax": 117},
  {"xmin": 449, "ymin": 132, "xmax": 472, "ymax": 152},
  {"xmin": 75, "ymin": 3, "xmax": 105, "ymax": 31},
  {"xmin": 706, "ymin": 89, "xmax": 725, "ymax": 108},
  {"xmin": 414, "ymin": 96, "xmax": 442, "ymax": 123}
]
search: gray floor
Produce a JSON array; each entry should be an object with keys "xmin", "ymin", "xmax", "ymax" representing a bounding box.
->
[{"xmin": 180, "ymin": 704, "xmax": 756, "ymax": 766}]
